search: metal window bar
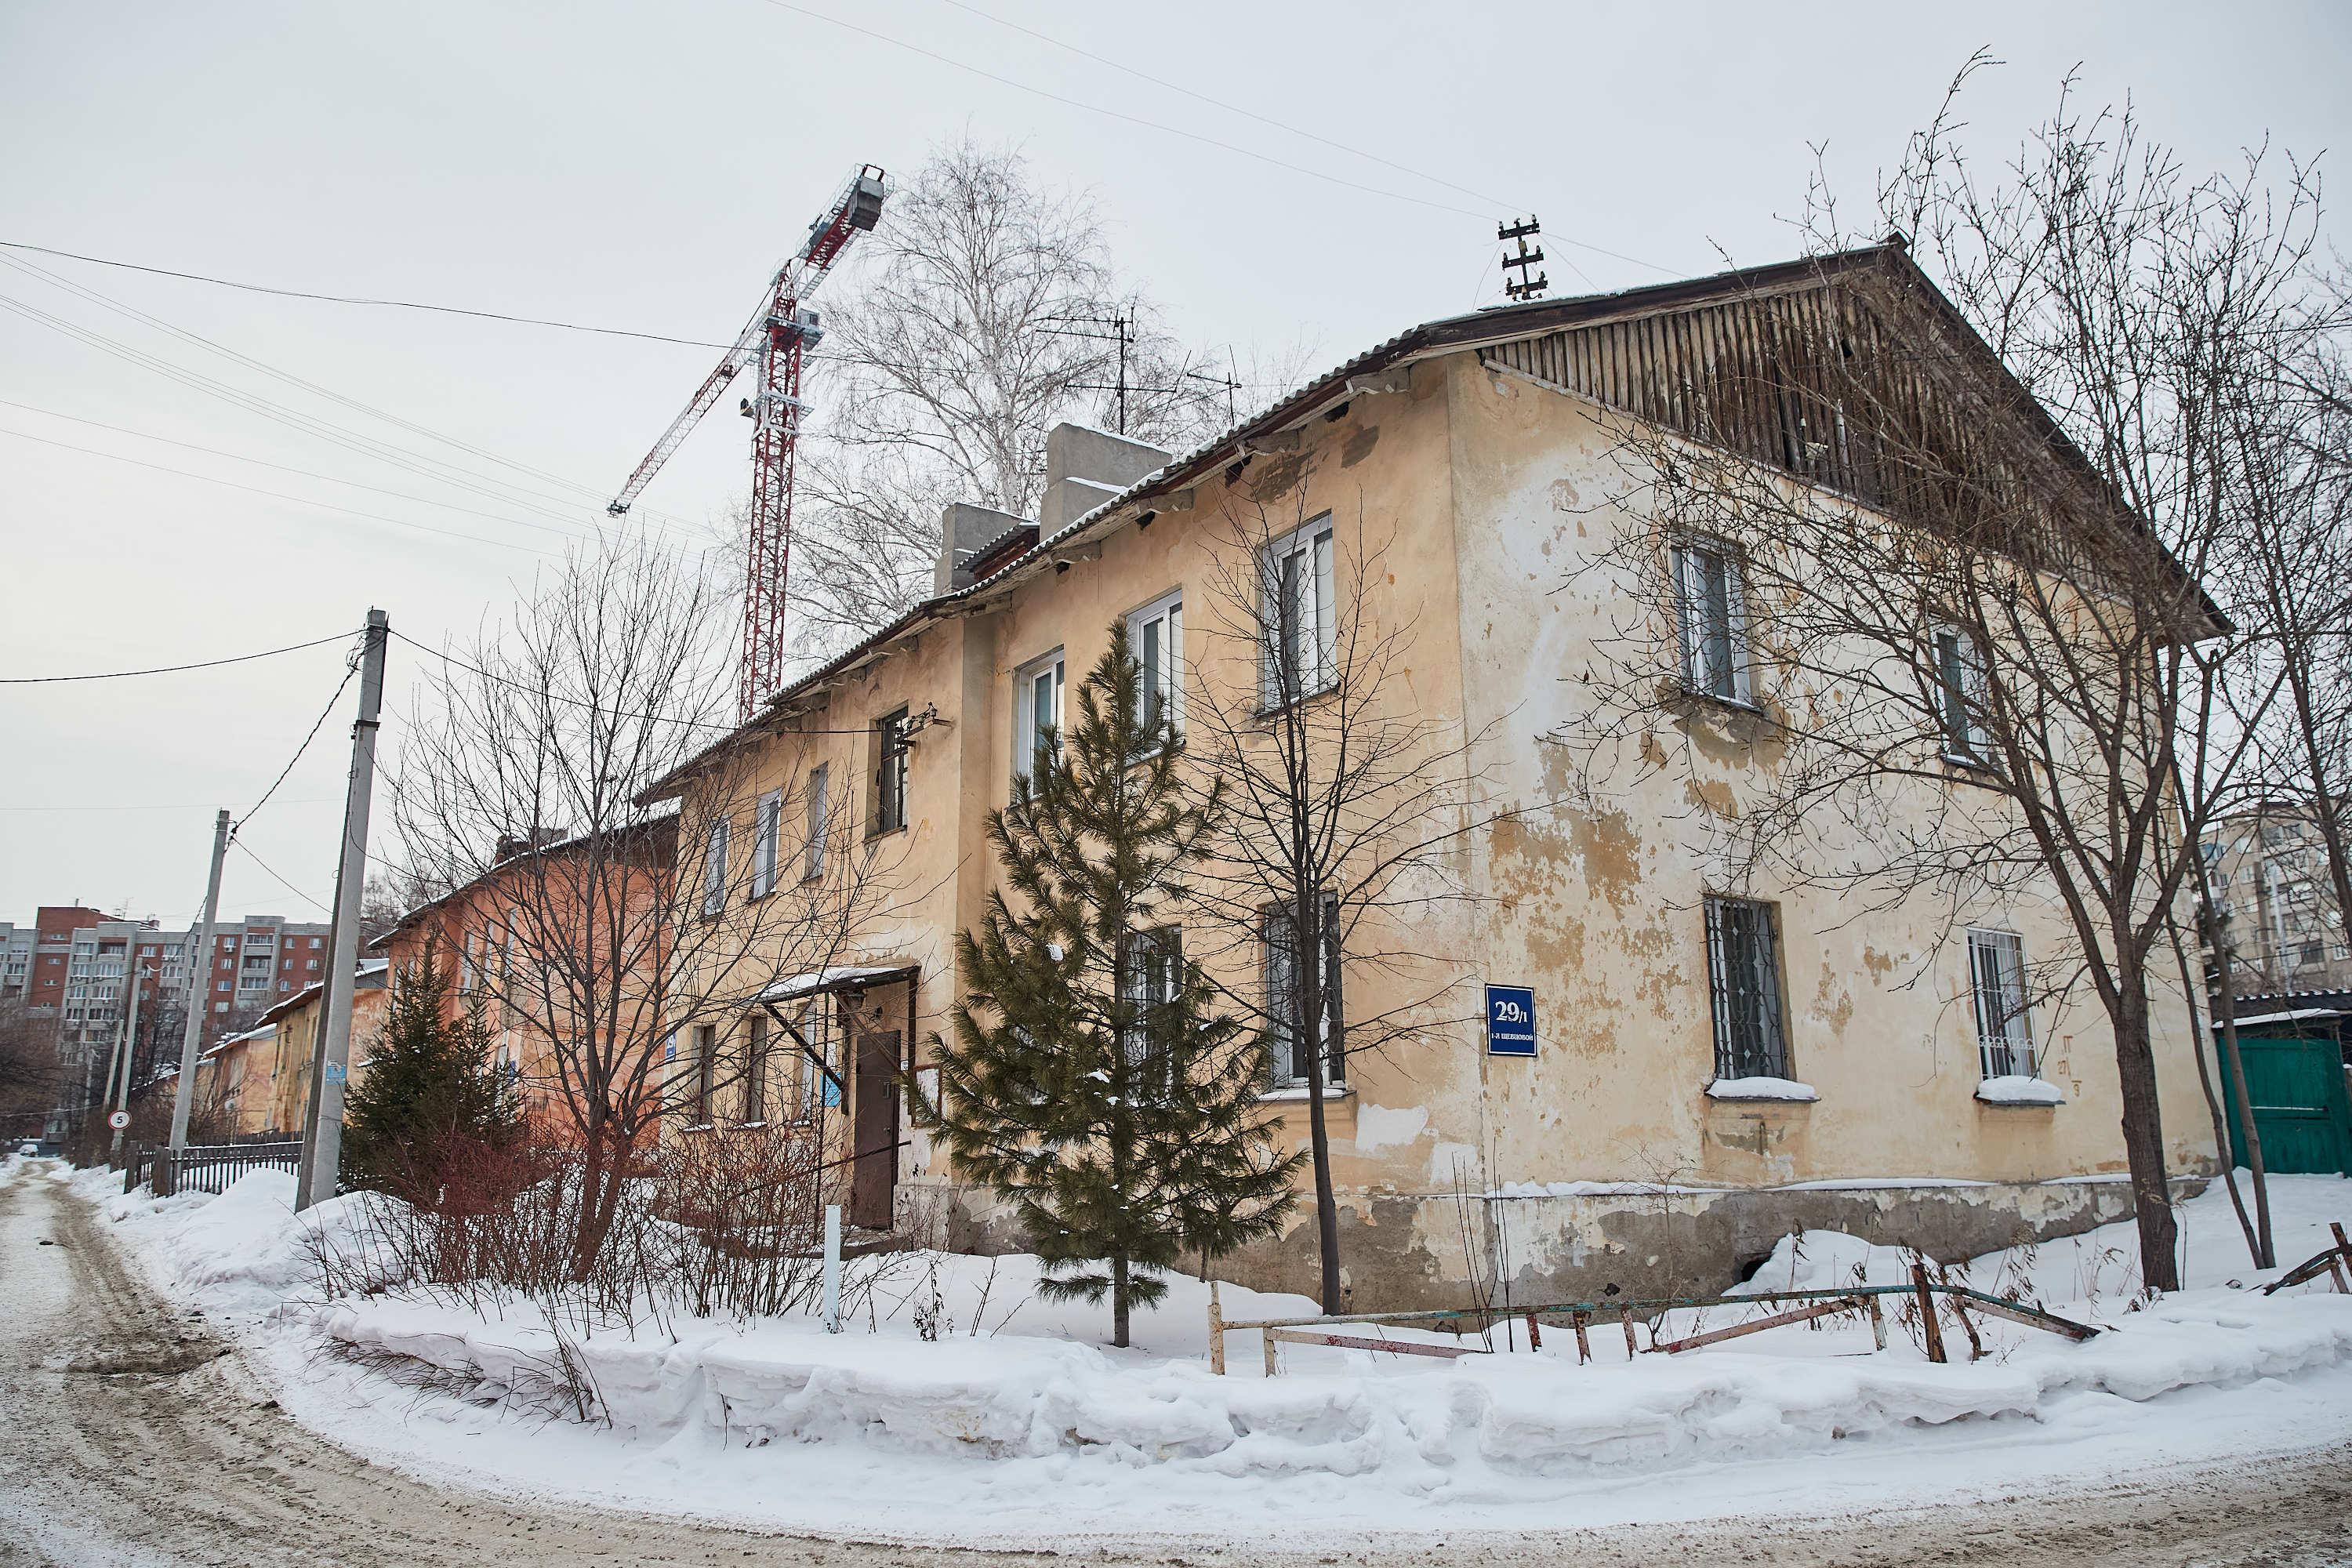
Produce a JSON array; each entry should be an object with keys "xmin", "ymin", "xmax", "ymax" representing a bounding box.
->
[
  {"xmin": 1706, "ymin": 897, "xmax": 1787, "ymax": 1080},
  {"xmin": 1969, "ymin": 930, "xmax": 2034, "ymax": 1078}
]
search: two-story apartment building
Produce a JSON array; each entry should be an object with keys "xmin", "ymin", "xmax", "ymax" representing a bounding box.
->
[{"xmin": 649, "ymin": 241, "xmax": 2219, "ymax": 1306}]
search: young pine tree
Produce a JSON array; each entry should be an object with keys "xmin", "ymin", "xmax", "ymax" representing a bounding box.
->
[
  {"xmin": 342, "ymin": 943, "xmax": 522, "ymax": 1206},
  {"xmin": 920, "ymin": 622, "xmax": 1302, "ymax": 1346}
]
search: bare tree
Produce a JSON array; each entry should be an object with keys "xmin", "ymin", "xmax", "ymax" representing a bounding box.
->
[
  {"xmin": 0, "ymin": 1000, "xmax": 61, "ymax": 1144},
  {"xmin": 783, "ymin": 140, "xmax": 1276, "ymax": 653},
  {"xmin": 1182, "ymin": 492, "xmax": 1501, "ymax": 1314},
  {"xmin": 1547, "ymin": 70, "xmax": 2333, "ymax": 1289},
  {"xmin": 393, "ymin": 540, "xmax": 901, "ymax": 1276}
]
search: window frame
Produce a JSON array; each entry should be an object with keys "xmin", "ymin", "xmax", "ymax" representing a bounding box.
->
[
  {"xmin": 1670, "ymin": 536, "xmax": 1755, "ymax": 707},
  {"xmin": 1260, "ymin": 517, "xmax": 1337, "ymax": 711},
  {"xmin": 1934, "ymin": 625, "xmax": 1992, "ymax": 764},
  {"xmin": 701, "ymin": 817, "xmax": 731, "ymax": 918},
  {"xmin": 1127, "ymin": 590, "xmax": 1185, "ymax": 736},
  {"xmin": 690, "ymin": 1022, "xmax": 717, "ymax": 1123},
  {"xmin": 872, "ymin": 708, "xmax": 911, "ymax": 837},
  {"xmin": 750, "ymin": 788, "xmax": 783, "ymax": 898},
  {"xmin": 1265, "ymin": 891, "xmax": 1344, "ymax": 1090},
  {"xmin": 1011, "ymin": 650, "xmax": 1066, "ymax": 789},
  {"xmin": 1965, "ymin": 927, "xmax": 2036, "ymax": 1079},
  {"xmin": 1703, "ymin": 895, "xmax": 1790, "ymax": 1082},
  {"xmin": 803, "ymin": 763, "xmax": 829, "ymax": 884}
]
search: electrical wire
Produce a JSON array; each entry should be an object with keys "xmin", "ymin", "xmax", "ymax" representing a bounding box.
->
[
  {"xmin": 756, "ymin": 0, "xmax": 1493, "ymax": 221},
  {"xmin": 234, "ymin": 658, "xmax": 361, "ymax": 840},
  {"xmin": 0, "ymin": 252, "xmax": 703, "ymax": 533},
  {"xmin": 0, "ymin": 397, "xmax": 628, "ymax": 540},
  {"xmin": 232, "ymin": 839, "xmax": 332, "ymax": 915},
  {"xmin": 391, "ymin": 630, "xmax": 875, "ymax": 735},
  {"xmin": 0, "ymin": 630, "xmax": 356, "ymax": 684},
  {"xmin": 766, "ymin": 0, "xmax": 1676, "ymax": 276},
  {"xmin": 0, "ymin": 425, "xmax": 559, "ymax": 557},
  {"xmin": 0, "ymin": 239, "xmax": 739, "ymax": 350}
]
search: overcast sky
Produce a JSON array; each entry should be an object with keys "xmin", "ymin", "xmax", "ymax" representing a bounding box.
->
[{"xmin": 2, "ymin": 0, "xmax": 2347, "ymax": 926}]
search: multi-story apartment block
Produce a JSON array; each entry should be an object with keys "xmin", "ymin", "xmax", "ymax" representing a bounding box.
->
[
  {"xmin": 2201, "ymin": 805, "xmax": 2352, "ymax": 999},
  {"xmin": 647, "ymin": 241, "xmax": 2220, "ymax": 1307}
]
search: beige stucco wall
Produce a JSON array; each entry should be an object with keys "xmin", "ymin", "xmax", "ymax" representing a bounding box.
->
[{"xmin": 677, "ymin": 346, "xmax": 2219, "ymax": 1305}]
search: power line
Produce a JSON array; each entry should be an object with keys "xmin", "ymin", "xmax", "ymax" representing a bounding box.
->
[
  {"xmin": 0, "ymin": 425, "xmax": 559, "ymax": 557},
  {"xmin": 0, "ymin": 630, "xmax": 356, "ymax": 684},
  {"xmin": 234, "ymin": 658, "xmax": 361, "ymax": 840},
  {"xmin": 232, "ymin": 839, "xmax": 332, "ymax": 915},
  {"xmin": 769, "ymin": 0, "xmax": 1677, "ymax": 276},
  {"xmin": 757, "ymin": 0, "xmax": 1494, "ymax": 221},
  {"xmin": 390, "ymin": 630, "xmax": 877, "ymax": 735},
  {"xmin": 0, "ymin": 397, "xmax": 643, "ymax": 545},
  {"xmin": 0, "ymin": 252, "xmax": 705, "ymax": 533},
  {"xmin": 935, "ymin": 0, "xmax": 1512, "ymax": 212},
  {"xmin": 0, "ymin": 799, "xmax": 337, "ymax": 813},
  {"xmin": 0, "ymin": 239, "xmax": 739, "ymax": 350}
]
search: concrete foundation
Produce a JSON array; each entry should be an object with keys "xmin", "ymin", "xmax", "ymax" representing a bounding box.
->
[{"xmin": 909, "ymin": 1173, "xmax": 2207, "ymax": 1312}]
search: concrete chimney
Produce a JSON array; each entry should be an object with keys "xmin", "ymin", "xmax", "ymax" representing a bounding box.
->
[
  {"xmin": 1036, "ymin": 423, "xmax": 1170, "ymax": 535},
  {"xmin": 935, "ymin": 502, "xmax": 1030, "ymax": 596}
]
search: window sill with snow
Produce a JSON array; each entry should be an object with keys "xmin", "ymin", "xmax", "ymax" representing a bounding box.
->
[
  {"xmin": 1976, "ymin": 1075, "xmax": 2066, "ymax": 1106},
  {"xmin": 1706, "ymin": 1076, "xmax": 1820, "ymax": 1103}
]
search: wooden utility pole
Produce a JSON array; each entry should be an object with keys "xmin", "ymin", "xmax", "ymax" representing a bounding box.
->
[
  {"xmin": 297, "ymin": 608, "xmax": 387, "ymax": 1210},
  {"xmin": 165, "ymin": 810, "xmax": 230, "ymax": 1172}
]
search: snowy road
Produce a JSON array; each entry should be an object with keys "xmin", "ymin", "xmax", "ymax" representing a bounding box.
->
[{"xmin": 3, "ymin": 1170, "xmax": 2350, "ymax": 1568}]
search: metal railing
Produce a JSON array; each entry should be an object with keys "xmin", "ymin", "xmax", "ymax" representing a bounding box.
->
[{"xmin": 125, "ymin": 1140, "xmax": 303, "ymax": 1196}]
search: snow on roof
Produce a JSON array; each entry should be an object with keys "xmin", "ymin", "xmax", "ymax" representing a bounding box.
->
[
  {"xmin": 2219, "ymin": 1006, "xmax": 2345, "ymax": 1028},
  {"xmin": 756, "ymin": 964, "xmax": 912, "ymax": 1004}
]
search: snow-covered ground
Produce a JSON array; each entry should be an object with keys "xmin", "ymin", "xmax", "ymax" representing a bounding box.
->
[{"xmin": 67, "ymin": 1162, "xmax": 2352, "ymax": 1547}]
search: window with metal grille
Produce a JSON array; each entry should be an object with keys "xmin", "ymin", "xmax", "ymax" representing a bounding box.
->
[
  {"xmin": 1265, "ymin": 893, "xmax": 1343, "ymax": 1088},
  {"xmin": 1966, "ymin": 928, "xmax": 2034, "ymax": 1078},
  {"xmin": 1118, "ymin": 927, "xmax": 1181, "ymax": 1096},
  {"xmin": 1704, "ymin": 896, "xmax": 1788, "ymax": 1080},
  {"xmin": 1671, "ymin": 539, "xmax": 1752, "ymax": 704},
  {"xmin": 873, "ymin": 708, "xmax": 910, "ymax": 834}
]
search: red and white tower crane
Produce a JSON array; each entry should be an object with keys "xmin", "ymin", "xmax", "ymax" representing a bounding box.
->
[{"xmin": 608, "ymin": 165, "xmax": 887, "ymax": 721}]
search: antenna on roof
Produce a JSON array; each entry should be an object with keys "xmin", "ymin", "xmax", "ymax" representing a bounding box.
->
[{"xmin": 1499, "ymin": 216, "xmax": 1548, "ymax": 301}]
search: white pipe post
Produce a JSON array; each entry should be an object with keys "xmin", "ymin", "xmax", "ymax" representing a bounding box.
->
[{"xmin": 822, "ymin": 1203, "xmax": 843, "ymax": 1332}]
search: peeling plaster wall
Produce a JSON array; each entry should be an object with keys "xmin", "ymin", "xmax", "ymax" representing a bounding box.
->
[{"xmin": 693, "ymin": 343, "xmax": 2221, "ymax": 1310}]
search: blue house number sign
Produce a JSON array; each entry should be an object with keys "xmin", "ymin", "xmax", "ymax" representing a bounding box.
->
[{"xmin": 1486, "ymin": 985, "xmax": 1537, "ymax": 1057}]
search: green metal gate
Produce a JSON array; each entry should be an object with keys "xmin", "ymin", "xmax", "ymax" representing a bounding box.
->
[{"xmin": 2217, "ymin": 1035, "xmax": 2352, "ymax": 1176}]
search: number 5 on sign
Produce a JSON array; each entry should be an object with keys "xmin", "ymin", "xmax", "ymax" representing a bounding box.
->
[{"xmin": 1486, "ymin": 985, "xmax": 1537, "ymax": 1057}]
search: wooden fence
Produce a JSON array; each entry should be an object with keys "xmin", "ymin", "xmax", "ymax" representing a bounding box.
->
[{"xmin": 1208, "ymin": 1264, "xmax": 2104, "ymax": 1377}]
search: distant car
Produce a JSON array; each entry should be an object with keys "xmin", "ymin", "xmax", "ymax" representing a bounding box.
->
[{"xmin": 13, "ymin": 1142, "xmax": 34, "ymax": 1156}]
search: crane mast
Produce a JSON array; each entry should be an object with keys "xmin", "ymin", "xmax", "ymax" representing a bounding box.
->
[{"xmin": 608, "ymin": 165, "xmax": 886, "ymax": 720}]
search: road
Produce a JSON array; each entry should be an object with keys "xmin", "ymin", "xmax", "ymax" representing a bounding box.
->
[{"xmin": 2, "ymin": 1167, "xmax": 2350, "ymax": 1567}]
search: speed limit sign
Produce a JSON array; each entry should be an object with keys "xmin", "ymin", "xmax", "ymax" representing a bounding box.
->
[{"xmin": 107, "ymin": 1110, "xmax": 130, "ymax": 1131}]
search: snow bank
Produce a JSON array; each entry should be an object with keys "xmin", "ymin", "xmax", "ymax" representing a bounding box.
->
[{"xmin": 77, "ymin": 1164, "xmax": 2352, "ymax": 1541}]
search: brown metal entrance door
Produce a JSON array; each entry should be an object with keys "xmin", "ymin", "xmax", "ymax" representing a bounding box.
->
[{"xmin": 850, "ymin": 1029, "xmax": 899, "ymax": 1229}]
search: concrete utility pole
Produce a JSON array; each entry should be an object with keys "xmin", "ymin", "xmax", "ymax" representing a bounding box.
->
[
  {"xmin": 107, "ymin": 956, "xmax": 143, "ymax": 1159},
  {"xmin": 298, "ymin": 608, "xmax": 387, "ymax": 1210},
  {"xmin": 165, "ymin": 810, "xmax": 231, "ymax": 1168}
]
